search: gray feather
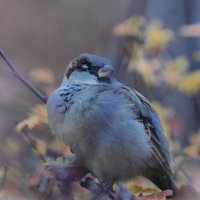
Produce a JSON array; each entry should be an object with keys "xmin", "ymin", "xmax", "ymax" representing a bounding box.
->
[{"xmin": 47, "ymin": 53, "xmax": 178, "ymax": 195}]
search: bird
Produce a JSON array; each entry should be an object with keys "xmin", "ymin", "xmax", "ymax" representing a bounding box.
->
[{"xmin": 47, "ymin": 53, "xmax": 178, "ymax": 196}]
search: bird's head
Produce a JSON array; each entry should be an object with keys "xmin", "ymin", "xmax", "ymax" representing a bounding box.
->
[{"xmin": 63, "ymin": 53, "xmax": 115, "ymax": 85}]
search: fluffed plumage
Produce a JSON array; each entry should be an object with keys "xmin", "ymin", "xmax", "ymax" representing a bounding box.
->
[{"xmin": 47, "ymin": 53, "xmax": 178, "ymax": 195}]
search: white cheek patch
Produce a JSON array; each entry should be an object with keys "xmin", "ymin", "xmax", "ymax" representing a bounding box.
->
[{"xmin": 69, "ymin": 71, "xmax": 99, "ymax": 85}]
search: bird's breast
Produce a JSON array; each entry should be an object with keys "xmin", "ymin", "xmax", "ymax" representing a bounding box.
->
[{"xmin": 47, "ymin": 84, "xmax": 98, "ymax": 145}]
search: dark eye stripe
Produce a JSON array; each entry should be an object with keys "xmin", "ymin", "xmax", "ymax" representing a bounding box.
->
[
  {"xmin": 65, "ymin": 60, "xmax": 103, "ymax": 79},
  {"xmin": 65, "ymin": 67, "xmax": 73, "ymax": 78}
]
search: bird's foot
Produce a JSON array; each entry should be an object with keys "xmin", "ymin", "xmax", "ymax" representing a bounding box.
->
[
  {"xmin": 80, "ymin": 176, "xmax": 104, "ymax": 194},
  {"xmin": 80, "ymin": 177, "xmax": 135, "ymax": 199},
  {"xmin": 80, "ymin": 177, "xmax": 118, "ymax": 199}
]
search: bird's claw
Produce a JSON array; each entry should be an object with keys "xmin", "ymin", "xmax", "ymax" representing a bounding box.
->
[{"xmin": 80, "ymin": 177, "xmax": 104, "ymax": 194}]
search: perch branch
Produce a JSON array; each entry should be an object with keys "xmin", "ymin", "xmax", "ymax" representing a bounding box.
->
[{"xmin": 0, "ymin": 48, "xmax": 47, "ymax": 103}]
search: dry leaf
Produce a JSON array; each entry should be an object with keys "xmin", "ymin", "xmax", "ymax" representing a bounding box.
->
[
  {"xmin": 128, "ymin": 184, "xmax": 158, "ymax": 195},
  {"xmin": 16, "ymin": 104, "xmax": 48, "ymax": 132},
  {"xmin": 113, "ymin": 16, "xmax": 146, "ymax": 38},
  {"xmin": 164, "ymin": 56, "xmax": 188, "ymax": 88},
  {"xmin": 137, "ymin": 190, "xmax": 173, "ymax": 200},
  {"xmin": 145, "ymin": 20, "xmax": 174, "ymax": 53},
  {"xmin": 36, "ymin": 139, "xmax": 47, "ymax": 156},
  {"xmin": 128, "ymin": 58, "xmax": 157, "ymax": 85},
  {"xmin": 49, "ymin": 140, "xmax": 71, "ymax": 155},
  {"xmin": 178, "ymin": 70, "xmax": 200, "ymax": 94},
  {"xmin": 29, "ymin": 68, "xmax": 55, "ymax": 85}
]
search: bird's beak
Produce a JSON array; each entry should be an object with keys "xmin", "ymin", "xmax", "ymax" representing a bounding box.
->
[{"xmin": 97, "ymin": 65, "xmax": 115, "ymax": 78}]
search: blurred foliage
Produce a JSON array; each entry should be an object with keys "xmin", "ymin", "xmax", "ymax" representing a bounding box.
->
[
  {"xmin": 180, "ymin": 24, "xmax": 200, "ymax": 37},
  {"xmin": 113, "ymin": 16, "xmax": 200, "ymax": 198},
  {"xmin": 1, "ymin": 16, "xmax": 200, "ymax": 199},
  {"xmin": 145, "ymin": 20, "xmax": 174, "ymax": 54},
  {"xmin": 114, "ymin": 16, "xmax": 200, "ymax": 95},
  {"xmin": 178, "ymin": 71, "xmax": 200, "ymax": 94},
  {"xmin": 16, "ymin": 104, "xmax": 48, "ymax": 133}
]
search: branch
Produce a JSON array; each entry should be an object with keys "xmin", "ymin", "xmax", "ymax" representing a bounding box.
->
[{"xmin": 0, "ymin": 48, "xmax": 48, "ymax": 104}]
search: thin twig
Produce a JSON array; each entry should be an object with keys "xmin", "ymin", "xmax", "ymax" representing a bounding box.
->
[{"xmin": 0, "ymin": 48, "xmax": 47, "ymax": 103}]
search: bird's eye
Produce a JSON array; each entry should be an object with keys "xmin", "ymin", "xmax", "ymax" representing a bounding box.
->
[{"xmin": 82, "ymin": 64, "xmax": 88, "ymax": 69}]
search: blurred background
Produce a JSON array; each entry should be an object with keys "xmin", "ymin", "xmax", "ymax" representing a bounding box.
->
[{"xmin": 0, "ymin": 0, "xmax": 200, "ymax": 199}]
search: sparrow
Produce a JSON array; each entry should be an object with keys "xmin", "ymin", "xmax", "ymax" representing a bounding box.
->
[{"xmin": 47, "ymin": 53, "xmax": 178, "ymax": 196}]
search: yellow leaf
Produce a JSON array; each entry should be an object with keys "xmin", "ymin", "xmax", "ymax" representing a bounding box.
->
[
  {"xmin": 137, "ymin": 190, "xmax": 172, "ymax": 200},
  {"xmin": 16, "ymin": 104, "xmax": 48, "ymax": 132},
  {"xmin": 128, "ymin": 58, "xmax": 157, "ymax": 85},
  {"xmin": 113, "ymin": 16, "xmax": 146, "ymax": 38},
  {"xmin": 50, "ymin": 139, "xmax": 71, "ymax": 155},
  {"xmin": 36, "ymin": 139, "xmax": 47, "ymax": 155},
  {"xmin": 129, "ymin": 184, "xmax": 158, "ymax": 195},
  {"xmin": 179, "ymin": 70, "xmax": 200, "ymax": 94},
  {"xmin": 164, "ymin": 56, "xmax": 188, "ymax": 88},
  {"xmin": 145, "ymin": 20, "xmax": 174, "ymax": 53},
  {"xmin": 15, "ymin": 120, "xmax": 28, "ymax": 133},
  {"xmin": 126, "ymin": 177, "xmax": 159, "ymax": 196},
  {"xmin": 164, "ymin": 56, "xmax": 188, "ymax": 73}
]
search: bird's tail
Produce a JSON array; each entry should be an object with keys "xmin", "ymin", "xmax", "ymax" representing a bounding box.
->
[{"xmin": 145, "ymin": 169, "xmax": 179, "ymax": 198}]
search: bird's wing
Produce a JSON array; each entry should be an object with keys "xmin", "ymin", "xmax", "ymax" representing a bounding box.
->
[{"xmin": 114, "ymin": 85, "xmax": 171, "ymax": 172}]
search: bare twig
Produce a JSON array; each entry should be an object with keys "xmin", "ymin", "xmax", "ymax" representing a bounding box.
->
[{"xmin": 0, "ymin": 48, "xmax": 47, "ymax": 103}]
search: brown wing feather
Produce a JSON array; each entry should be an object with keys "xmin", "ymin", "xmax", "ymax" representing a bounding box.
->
[
  {"xmin": 115, "ymin": 85, "xmax": 171, "ymax": 172},
  {"xmin": 111, "ymin": 84, "xmax": 177, "ymax": 193}
]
